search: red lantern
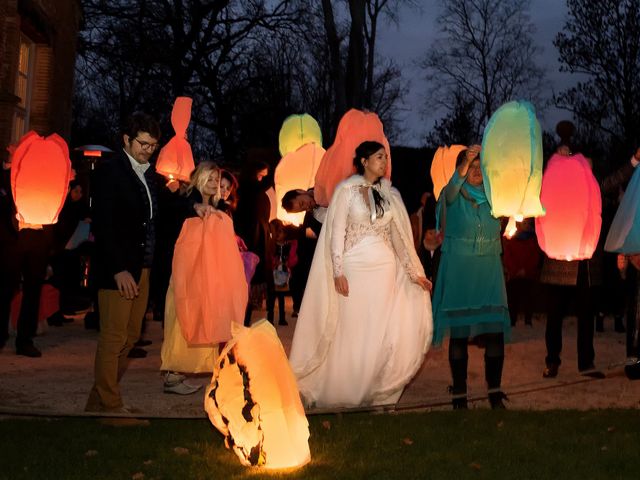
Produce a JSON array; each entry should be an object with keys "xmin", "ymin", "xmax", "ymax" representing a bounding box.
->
[
  {"xmin": 314, "ymin": 109, "xmax": 391, "ymax": 206},
  {"xmin": 156, "ymin": 97, "xmax": 195, "ymax": 182},
  {"xmin": 10, "ymin": 131, "xmax": 72, "ymax": 229},
  {"xmin": 535, "ymin": 153, "xmax": 601, "ymax": 261}
]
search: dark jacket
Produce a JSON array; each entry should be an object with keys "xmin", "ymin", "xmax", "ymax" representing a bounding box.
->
[{"xmin": 92, "ymin": 150, "xmax": 157, "ymax": 289}]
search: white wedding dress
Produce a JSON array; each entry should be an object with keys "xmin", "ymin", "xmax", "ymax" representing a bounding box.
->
[{"xmin": 289, "ymin": 176, "xmax": 433, "ymax": 408}]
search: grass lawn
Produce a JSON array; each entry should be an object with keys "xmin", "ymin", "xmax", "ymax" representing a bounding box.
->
[{"xmin": 1, "ymin": 410, "xmax": 639, "ymax": 479}]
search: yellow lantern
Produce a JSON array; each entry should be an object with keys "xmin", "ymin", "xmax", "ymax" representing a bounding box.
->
[
  {"xmin": 11, "ymin": 131, "xmax": 72, "ymax": 229},
  {"xmin": 275, "ymin": 142, "xmax": 325, "ymax": 225},
  {"xmin": 430, "ymin": 145, "xmax": 466, "ymax": 201},
  {"xmin": 205, "ymin": 320, "xmax": 310, "ymax": 469},
  {"xmin": 481, "ymin": 100, "xmax": 545, "ymax": 237},
  {"xmin": 278, "ymin": 113, "xmax": 322, "ymax": 157}
]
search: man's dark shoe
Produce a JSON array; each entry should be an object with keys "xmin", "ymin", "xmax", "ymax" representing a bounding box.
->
[
  {"xmin": 489, "ymin": 391, "xmax": 508, "ymax": 409},
  {"xmin": 542, "ymin": 364, "xmax": 559, "ymax": 378},
  {"xmin": 579, "ymin": 366, "xmax": 606, "ymax": 379},
  {"xmin": 624, "ymin": 360, "xmax": 640, "ymax": 380},
  {"xmin": 47, "ymin": 311, "xmax": 65, "ymax": 327},
  {"xmin": 134, "ymin": 339, "xmax": 152, "ymax": 347},
  {"xmin": 16, "ymin": 344, "xmax": 42, "ymax": 358},
  {"xmin": 127, "ymin": 347, "xmax": 147, "ymax": 358}
]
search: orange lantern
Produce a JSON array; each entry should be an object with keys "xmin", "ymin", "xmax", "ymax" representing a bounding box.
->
[
  {"xmin": 156, "ymin": 97, "xmax": 195, "ymax": 182},
  {"xmin": 275, "ymin": 143, "xmax": 325, "ymax": 225},
  {"xmin": 314, "ymin": 109, "xmax": 391, "ymax": 206},
  {"xmin": 205, "ymin": 320, "xmax": 311, "ymax": 469},
  {"xmin": 278, "ymin": 113, "xmax": 322, "ymax": 157},
  {"xmin": 10, "ymin": 131, "xmax": 72, "ymax": 229},
  {"xmin": 535, "ymin": 153, "xmax": 601, "ymax": 261},
  {"xmin": 430, "ymin": 145, "xmax": 466, "ymax": 201},
  {"xmin": 481, "ymin": 101, "xmax": 546, "ymax": 237}
]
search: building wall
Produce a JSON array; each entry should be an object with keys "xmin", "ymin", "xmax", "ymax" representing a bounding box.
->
[{"xmin": 0, "ymin": 0, "xmax": 81, "ymax": 162}]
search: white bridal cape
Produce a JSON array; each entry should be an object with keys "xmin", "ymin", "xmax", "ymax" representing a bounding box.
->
[{"xmin": 289, "ymin": 175, "xmax": 433, "ymax": 408}]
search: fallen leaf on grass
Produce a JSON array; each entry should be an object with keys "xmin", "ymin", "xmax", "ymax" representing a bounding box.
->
[
  {"xmin": 607, "ymin": 426, "xmax": 616, "ymax": 433},
  {"xmin": 173, "ymin": 447, "xmax": 189, "ymax": 455},
  {"xmin": 132, "ymin": 473, "xmax": 145, "ymax": 480},
  {"xmin": 601, "ymin": 446, "xmax": 608, "ymax": 452},
  {"xmin": 85, "ymin": 450, "xmax": 98, "ymax": 457},
  {"xmin": 402, "ymin": 438, "xmax": 414, "ymax": 445},
  {"xmin": 322, "ymin": 420, "xmax": 331, "ymax": 430},
  {"xmin": 143, "ymin": 460, "xmax": 153, "ymax": 466},
  {"xmin": 470, "ymin": 462, "xmax": 482, "ymax": 470},
  {"xmin": 497, "ymin": 421, "xmax": 504, "ymax": 428}
]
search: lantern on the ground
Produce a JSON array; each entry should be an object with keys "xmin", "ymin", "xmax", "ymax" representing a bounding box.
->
[
  {"xmin": 205, "ymin": 320, "xmax": 310, "ymax": 469},
  {"xmin": 481, "ymin": 100, "xmax": 545, "ymax": 237},
  {"xmin": 10, "ymin": 131, "xmax": 72, "ymax": 229},
  {"xmin": 605, "ymin": 166, "xmax": 640, "ymax": 254},
  {"xmin": 535, "ymin": 153, "xmax": 601, "ymax": 260},
  {"xmin": 431, "ymin": 145, "xmax": 466, "ymax": 200},
  {"xmin": 314, "ymin": 109, "xmax": 391, "ymax": 206},
  {"xmin": 156, "ymin": 97, "xmax": 195, "ymax": 182},
  {"xmin": 278, "ymin": 114, "xmax": 322, "ymax": 157}
]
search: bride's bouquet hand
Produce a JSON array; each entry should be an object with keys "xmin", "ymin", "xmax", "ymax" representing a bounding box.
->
[
  {"xmin": 334, "ymin": 275, "xmax": 349, "ymax": 297},
  {"xmin": 414, "ymin": 276, "xmax": 432, "ymax": 293}
]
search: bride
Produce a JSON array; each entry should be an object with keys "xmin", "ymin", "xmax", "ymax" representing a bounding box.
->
[{"xmin": 289, "ymin": 141, "xmax": 433, "ymax": 408}]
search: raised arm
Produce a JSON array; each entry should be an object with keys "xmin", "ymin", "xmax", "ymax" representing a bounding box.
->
[{"xmin": 444, "ymin": 144, "xmax": 481, "ymax": 205}]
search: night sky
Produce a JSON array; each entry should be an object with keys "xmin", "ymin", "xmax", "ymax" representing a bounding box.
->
[{"xmin": 377, "ymin": 0, "xmax": 575, "ymax": 146}]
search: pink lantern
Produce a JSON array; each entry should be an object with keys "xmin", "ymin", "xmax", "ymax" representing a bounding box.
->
[
  {"xmin": 156, "ymin": 97, "xmax": 195, "ymax": 182},
  {"xmin": 314, "ymin": 109, "xmax": 391, "ymax": 206},
  {"xmin": 535, "ymin": 153, "xmax": 601, "ymax": 261},
  {"xmin": 430, "ymin": 145, "xmax": 466, "ymax": 201},
  {"xmin": 11, "ymin": 131, "xmax": 72, "ymax": 228}
]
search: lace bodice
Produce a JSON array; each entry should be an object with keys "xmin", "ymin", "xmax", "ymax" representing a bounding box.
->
[{"xmin": 330, "ymin": 183, "xmax": 421, "ymax": 281}]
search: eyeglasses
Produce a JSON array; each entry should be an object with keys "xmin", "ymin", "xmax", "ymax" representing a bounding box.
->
[{"xmin": 134, "ymin": 137, "xmax": 159, "ymax": 151}]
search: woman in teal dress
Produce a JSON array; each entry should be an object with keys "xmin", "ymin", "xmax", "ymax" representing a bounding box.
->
[{"xmin": 432, "ymin": 145, "xmax": 510, "ymax": 409}]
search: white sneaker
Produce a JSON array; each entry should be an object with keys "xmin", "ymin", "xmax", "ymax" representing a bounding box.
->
[
  {"xmin": 164, "ymin": 381, "xmax": 202, "ymax": 395},
  {"xmin": 164, "ymin": 372, "xmax": 186, "ymax": 384}
]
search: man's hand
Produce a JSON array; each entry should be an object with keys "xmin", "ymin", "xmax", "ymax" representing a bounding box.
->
[
  {"xmin": 114, "ymin": 271, "xmax": 139, "ymax": 299},
  {"xmin": 166, "ymin": 179, "xmax": 180, "ymax": 193},
  {"xmin": 334, "ymin": 275, "xmax": 349, "ymax": 297}
]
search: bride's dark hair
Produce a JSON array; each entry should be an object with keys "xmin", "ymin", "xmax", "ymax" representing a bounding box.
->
[{"xmin": 353, "ymin": 141, "xmax": 387, "ymax": 218}]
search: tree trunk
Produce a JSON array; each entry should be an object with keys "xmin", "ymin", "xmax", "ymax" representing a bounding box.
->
[{"xmin": 346, "ymin": 0, "xmax": 366, "ymax": 109}]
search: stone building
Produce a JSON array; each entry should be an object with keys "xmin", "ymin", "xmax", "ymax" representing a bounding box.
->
[{"xmin": 0, "ymin": 0, "xmax": 82, "ymax": 161}]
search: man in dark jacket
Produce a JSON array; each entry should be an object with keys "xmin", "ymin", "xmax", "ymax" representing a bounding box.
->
[{"xmin": 85, "ymin": 112, "xmax": 160, "ymax": 413}]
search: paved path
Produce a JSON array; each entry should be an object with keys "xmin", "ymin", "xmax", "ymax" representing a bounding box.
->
[{"xmin": 1, "ymin": 300, "xmax": 639, "ymax": 417}]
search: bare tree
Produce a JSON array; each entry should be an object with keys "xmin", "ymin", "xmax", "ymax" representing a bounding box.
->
[
  {"xmin": 554, "ymin": 0, "xmax": 640, "ymax": 156},
  {"xmin": 421, "ymin": 0, "xmax": 546, "ymax": 142}
]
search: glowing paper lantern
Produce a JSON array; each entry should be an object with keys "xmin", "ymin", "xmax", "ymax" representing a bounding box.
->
[
  {"xmin": 481, "ymin": 101, "xmax": 545, "ymax": 236},
  {"xmin": 278, "ymin": 114, "xmax": 322, "ymax": 157},
  {"xmin": 10, "ymin": 131, "xmax": 72, "ymax": 228},
  {"xmin": 314, "ymin": 109, "xmax": 391, "ymax": 206},
  {"xmin": 535, "ymin": 153, "xmax": 601, "ymax": 261},
  {"xmin": 430, "ymin": 145, "xmax": 466, "ymax": 200},
  {"xmin": 275, "ymin": 142, "xmax": 325, "ymax": 225},
  {"xmin": 172, "ymin": 215, "xmax": 247, "ymax": 345},
  {"xmin": 605, "ymin": 166, "xmax": 640, "ymax": 254},
  {"xmin": 205, "ymin": 320, "xmax": 310, "ymax": 469},
  {"xmin": 156, "ymin": 97, "xmax": 195, "ymax": 182}
]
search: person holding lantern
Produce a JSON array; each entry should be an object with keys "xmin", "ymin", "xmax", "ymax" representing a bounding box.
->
[
  {"xmin": 289, "ymin": 141, "xmax": 433, "ymax": 408},
  {"xmin": 85, "ymin": 112, "xmax": 161, "ymax": 413},
  {"xmin": 432, "ymin": 145, "xmax": 510, "ymax": 410},
  {"xmin": 540, "ymin": 146, "xmax": 638, "ymax": 380}
]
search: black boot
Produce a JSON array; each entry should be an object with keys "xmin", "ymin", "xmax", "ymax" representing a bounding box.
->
[
  {"xmin": 485, "ymin": 355, "xmax": 506, "ymax": 409},
  {"xmin": 614, "ymin": 315, "xmax": 626, "ymax": 333},
  {"xmin": 449, "ymin": 357, "xmax": 468, "ymax": 410}
]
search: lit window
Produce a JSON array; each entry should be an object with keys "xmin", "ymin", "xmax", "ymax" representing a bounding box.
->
[{"xmin": 12, "ymin": 34, "xmax": 35, "ymax": 142}]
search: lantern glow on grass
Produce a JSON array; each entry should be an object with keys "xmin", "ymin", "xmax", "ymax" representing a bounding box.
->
[
  {"xmin": 10, "ymin": 131, "xmax": 72, "ymax": 229},
  {"xmin": 605, "ymin": 166, "xmax": 640, "ymax": 254},
  {"xmin": 314, "ymin": 109, "xmax": 391, "ymax": 207},
  {"xmin": 275, "ymin": 114, "xmax": 325, "ymax": 225},
  {"xmin": 156, "ymin": 97, "xmax": 195, "ymax": 183},
  {"xmin": 205, "ymin": 320, "xmax": 310, "ymax": 470},
  {"xmin": 535, "ymin": 153, "xmax": 602, "ymax": 261},
  {"xmin": 431, "ymin": 145, "xmax": 466, "ymax": 201},
  {"xmin": 481, "ymin": 100, "xmax": 545, "ymax": 237}
]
